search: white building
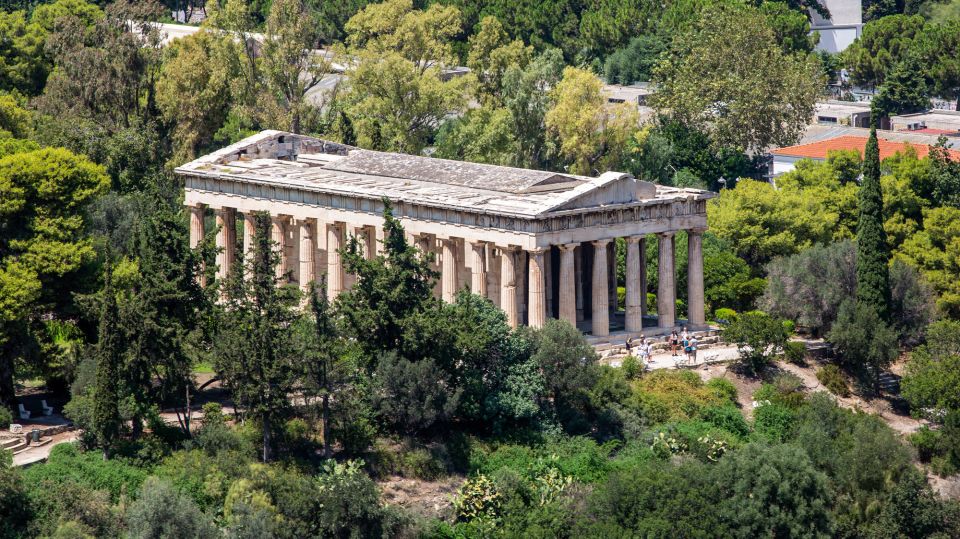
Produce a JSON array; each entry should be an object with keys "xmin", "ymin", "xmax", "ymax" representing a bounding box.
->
[{"xmin": 811, "ymin": 0, "xmax": 863, "ymax": 54}]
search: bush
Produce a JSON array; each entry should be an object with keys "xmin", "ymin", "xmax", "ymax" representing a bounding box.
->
[
  {"xmin": 827, "ymin": 299, "xmax": 899, "ymax": 393},
  {"xmin": 706, "ymin": 377, "xmax": 738, "ymax": 404},
  {"xmin": 702, "ymin": 406, "xmax": 751, "ymax": 439},
  {"xmin": 633, "ymin": 370, "xmax": 728, "ymax": 423},
  {"xmin": 453, "ymin": 474, "xmax": 501, "ymax": 522},
  {"xmin": 816, "ymin": 365, "xmax": 850, "ymax": 397},
  {"xmin": 0, "ymin": 460, "xmax": 32, "ymax": 539},
  {"xmin": 126, "ymin": 477, "xmax": 216, "ymax": 539},
  {"xmin": 783, "ymin": 341, "xmax": 806, "ymax": 365},
  {"xmin": 723, "ymin": 312, "xmax": 790, "ymax": 374},
  {"xmin": 714, "ymin": 308, "xmax": 737, "ymax": 323},
  {"xmin": 0, "ymin": 407, "xmax": 12, "ymax": 429},
  {"xmin": 621, "ymin": 355, "xmax": 642, "ymax": 380},
  {"xmin": 753, "ymin": 403, "xmax": 796, "ymax": 442},
  {"xmin": 908, "ymin": 426, "xmax": 944, "ymax": 463},
  {"xmin": 23, "ymin": 443, "xmax": 148, "ymax": 503},
  {"xmin": 781, "ymin": 320, "xmax": 796, "ymax": 335}
]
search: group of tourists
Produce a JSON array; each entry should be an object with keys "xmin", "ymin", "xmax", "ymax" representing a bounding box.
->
[{"xmin": 625, "ymin": 328, "xmax": 699, "ymax": 369}]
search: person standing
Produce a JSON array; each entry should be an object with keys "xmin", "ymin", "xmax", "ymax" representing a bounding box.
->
[
  {"xmin": 688, "ymin": 335, "xmax": 699, "ymax": 364},
  {"xmin": 670, "ymin": 330, "xmax": 679, "ymax": 356}
]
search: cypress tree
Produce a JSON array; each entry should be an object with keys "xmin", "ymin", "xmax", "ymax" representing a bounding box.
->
[
  {"xmin": 93, "ymin": 259, "xmax": 122, "ymax": 460},
  {"xmin": 856, "ymin": 128, "xmax": 891, "ymax": 321}
]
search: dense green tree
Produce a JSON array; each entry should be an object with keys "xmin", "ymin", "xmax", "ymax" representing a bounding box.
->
[
  {"xmin": 712, "ymin": 443, "xmax": 834, "ymax": 538},
  {"xmin": 30, "ymin": 0, "xmax": 103, "ymax": 33},
  {"xmin": 467, "ymin": 15, "xmax": 532, "ymax": 106},
  {"xmin": 871, "ymin": 54, "xmax": 930, "ymax": 118},
  {"xmin": 92, "ymin": 259, "xmax": 122, "ymax": 460},
  {"xmin": 501, "ymin": 48, "xmax": 565, "ymax": 169},
  {"xmin": 213, "ymin": 213, "xmax": 302, "ymax": 462},
  {"xmin": 0, "ymin": 451, "xmax": 32, "ymax": 539},
  {"xmin": 434, "ymin": 106, "xmax": 519, "ymax": 165},
  {"xmin": 0, "ymin": 9, "xmax": 47, "ymax": 96},
  {"xmin": 126, "ymin": 477, "xmax": 217, "ymax": 539},
  {"xmin": 545, "ymin": 66, "xmax": 638, "ymax": 175},
  {"xmin": 856, "ymin": 128, "xmax": 891, "ymax": 321},
  {"xmin": 708, "ymin": 179, "xmax": 839, "ymax": 268},
  {"xmin": 901, "ymin": 320, "xmax": 960, "ymax": 414},
  {"xmin": 337, "ymin": 202, "xmax": 438, "ymax": 362},
  {"xmin": 303, "ymin": 281, "xmax": 342, "ymax": 459},
  {"xmin": 895, "ymin": 206, "xmax": 960, "ymax": 317},
  {"xmin": 914, "ymin": 20, "xmax": 960, "ymax": 109},
  {"xmin": 763, "ymin": 241, "xmax": 857, "ymax": 336},
  {"xmin": 927, "ymin": 139, "xmax": 960, "ymax": 208},
  {"xmin": 723, "ymin": 311, "xmax": 790, "ymax": 374},
  {"xmin": 156, "ymin": 29, "xmax": 239, "ymax": 164},
  {"xmin": 603, "ymin": 34, "xmax": 665, "ymax": 85},
  {"xmin": 843, "ymin": 14, "xmax": 925, "ymax": 88},
  {"xmin": 827, "ymin": 299, "xmax": 899, "ymax": 393},
  {"xmin": 0, "ymin": 146, "xmax": 109, "ymax": 406},
  {"xmin": 652, "ymin": 2, "xmax": 822, "ymax": 153},
  {"xmin": 530, "ymin": 319, "xmax": 598, "ymax": 432}
]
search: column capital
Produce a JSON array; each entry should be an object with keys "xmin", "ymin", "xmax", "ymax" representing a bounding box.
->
[
  {"xmin": 626, "ymin": 235, "xmax": 645, "ymax": 244},
  {"xmin": 657, "ymin": 231, "xmax": 676, "ymax": 239},
  {"xmin": 559, "ymin": 243, "xmax": 578, "ymax": 252},
  {"xmin": 527, "ymin": 246, "xmax": 546, "ymax": 255},
  {"xmin": 688, "ymin": 227, "xmax": 708, "ymax": 235},
  {"xmin": 498, "ymin": 244, "xmax": 519, "ymax": 254},
  {"xmin": 592, "ymin": 238, "xmax": 612, "ymax": 247}
]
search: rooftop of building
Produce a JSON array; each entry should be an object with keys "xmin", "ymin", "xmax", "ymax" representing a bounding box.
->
[
  {"xmin": 771, "ymin": 134, "xmax": 960, "ymax": 161},
  {"xmin": 176, "ymin": 131, "xmax": 713, "ymax": 218},
  {"xmin": 814, "ymin": 100, "xmax": 872, "ymax": 116}
]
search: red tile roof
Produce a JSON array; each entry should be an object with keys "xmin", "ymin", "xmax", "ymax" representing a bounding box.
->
[
  {"xmin": 906, "ymin": 128, "xmax": 960, "ymax": 136},
  {"xmin": 771, "ymin": 135, "xmax": 960, "ymax": 161}
]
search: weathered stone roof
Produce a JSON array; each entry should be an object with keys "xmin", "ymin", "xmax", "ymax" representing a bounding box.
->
[{"xmin": 176, "ymin": 131, "xmax": 714, "ymax": 218}]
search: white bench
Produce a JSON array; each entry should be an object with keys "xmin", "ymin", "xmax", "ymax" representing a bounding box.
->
[
  {"xmin": 18, "ymin": 404, "xmax": 30, "ymax": 420},
  {"xmin": 9, "ymin": 424, "xmax": 23, "ymax": 434},
  {"xmin": 41, "ymin": 400, "xmax": 54, "ymax": 416}
]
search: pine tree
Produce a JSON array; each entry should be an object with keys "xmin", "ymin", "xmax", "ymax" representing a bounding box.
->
[
  {"xmin": 212, "ymin": 212, "xmax": 300, "ymax": 462},
  {"xmin": 856, "ymin": 127, "xmax": 891, "ymax": 321},
  {"xmin": 93, "ymin": 259, "xmax": 122, "ymax": 460}
]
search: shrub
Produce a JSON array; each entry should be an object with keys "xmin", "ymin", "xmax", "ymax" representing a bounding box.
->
[
  {"xmin": 753, "ymin": 403, "xmax": 796, "ymax": 443},
  {"xmin": 702, "ymin": 406, "xmax": 751, "ymax": 439},
  {"xmin": 723, "ymin": 312, "xmax": 790, "ymax": 374},
  {"xmin": 22, "ymin": 443, "xmax": 148, "ymax": 503},
  {"xmin": 816, "ymin": 365, "xmax": 850, "ymax": 397},
  {"xmin": 714, "ymin": 308, "xmax": 737, "ymax": 323},
  {"xmin": 781, "ymin": 320, "xmax": 796, "ymax": 335},
  {"xmin": 706, "ymin": 377, "xmax": 738, "ymax": 404},
  {"xmin": 621, "ymin": 355, "xmax": 642, "ymax": 380},
  {"xmin": 827, "ymin": 299, "xmax": 899, "ymax": 393},
  {"xmin": 633, "ymin": 370, "xmax": 727, "ymax": 423},
  {"xmin": 126, "ymin": 477, "xmax": 216, "ymax": 539},
  {"xmin": 0, "ymin": 459, "xmax": 32, "ymax": 539},
  {"xmin": 0, "ymin": 407, "xmax": 12, "ymax": 429},
  {"xmin": 908, "ymin": 426, "xmax": 944, "ymax": 463},
  {"xmin": 453, "ymin": 474, "xmax": 501, "ymax": 522},
  {"xmin": 783, "ymin": 341, "xmax": 806, "ymax": 365}
]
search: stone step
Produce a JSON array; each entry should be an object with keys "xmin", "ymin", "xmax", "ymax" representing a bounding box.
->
[
  {"xmin": 1, "ymin": 438, "xmax": 20, "ymax": 450},
  {"xmin": 7, "ymin": 440, "xmax": 28, "ymax": 453}
]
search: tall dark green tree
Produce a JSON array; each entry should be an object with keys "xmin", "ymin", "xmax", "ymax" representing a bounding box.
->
[
  {"xmin": 212, "ymin": 212, "xmax": 301, "ymax": 462},
  {"xmin": 306, "ymin": 280, "xmax": 341, "ymax": 459},
  {"xmin": 92, "ymin": 259, "xmax": 122, "ymax": 460},
  {"xmin": 856, "ymin": 128, "xmax": 891, "ymax": 321},
  {"xmin": 337, "ymin": 200, "xmax": 438, "ymax": 364},
  {"xmin": 123, "ymin": 193, "xmax": 207, "ymax": 436}
]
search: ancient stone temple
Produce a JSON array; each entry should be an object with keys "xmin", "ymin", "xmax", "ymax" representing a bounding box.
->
[{"xmin": 176, "ymin": 130, "xmax": 714, "ymax": 337}]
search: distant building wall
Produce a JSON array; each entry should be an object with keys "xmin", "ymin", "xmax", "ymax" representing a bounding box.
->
[{"xmin": 810, "ymin": 0, "xmax": 863, "ymax": 54}]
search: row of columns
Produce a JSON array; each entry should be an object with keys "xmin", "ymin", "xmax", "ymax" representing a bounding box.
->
[{"xmin": 190, "ymin": 205, "xmax": 706, "ymax": 335}]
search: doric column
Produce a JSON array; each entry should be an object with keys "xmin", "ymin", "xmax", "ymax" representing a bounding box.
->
[
  {"xmin": 441, "ymin": 238, "xmax": 458, "ymax": 303},
  {"xmin": 215, "ymin": 208, "xmax": 236, "ymax": 281},
  {"xmin": 592, "ymin": 239, "xmax": 611, "ymax": 337},
  {"xmin": 354, "ymin": 226, "xmax": 373, "ymax": 260},
  {"xmin": 243, "ymin": 213, "xmax": 256, "ymax": 265},
  {"xmin": 528, "ymin": 248, "xmax": 546, "ymax": 328},
  {"xmin": 470, "ymin": 241, "xmax": 487, "ymax": 297},
  {"xmin": 299, "ymin": 219, "xmax": 316, "ymax": 293},
  {"xmin": 687, "ymin": 228, "xmax": 706, "ymax": 327},
  {"xmin": 639, "ymin": 237, "xmax": 647, "ymax": 317},
  {"xmin": 326, "ymin": 222, "xmax": 344, "ymax": 301},
  {"xmin": 608, "ymin": 241, "xmax": 617, "ymax": 313},
  {"xmin": 559, "ymin": 244, "xmax": 577, "ymax": 326},
  {"xmin": 544, "ymin": 248, "xmax": 553, "ymax": 318},
  {"xmin": 500, "ymin": 246, "xmax": 518, "ymax": 328},
  {"xmin": 375, "ymin": 225, "xmax": 386, "ymax": 256},
  {"xmin": 271, "ymin": 216, "xmax": 287, "ymax": 279},
  {"xmin": 625, "ymin": 236, "xmax": 643, "ymax": 332},
  {"xmin": 574, "ymin": 245, "xmax": 584, "ymax": 322},
  {"xmin": 189, "ymin": 204, "xmax": 205, "ymax": 249},
  {"xmin": 657, "ymin": 232, "xmax": 676, "ymax": 329},
  {"xmin": 189, "ymin": 204, "xmax": 206, "ymax": 286}
]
